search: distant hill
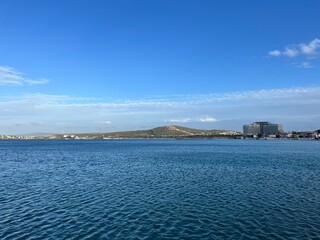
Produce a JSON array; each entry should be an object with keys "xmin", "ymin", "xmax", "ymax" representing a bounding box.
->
[{"xmin": 55, "ymin": 125, "xmax": 242, "ymax": 139}]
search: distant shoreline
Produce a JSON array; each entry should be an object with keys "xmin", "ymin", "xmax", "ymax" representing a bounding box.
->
[
  {"xmin": 1, "ymin": 125, "xmax": 319, "ymax": 141},
  {"xmin": 1, "ymin": 137, "xmax": 319, "ymax": 141}
]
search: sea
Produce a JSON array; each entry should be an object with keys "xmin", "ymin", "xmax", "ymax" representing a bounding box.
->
[{"xmin": 1, "ymin": 139, "xmax": 319, "ymax": 240}]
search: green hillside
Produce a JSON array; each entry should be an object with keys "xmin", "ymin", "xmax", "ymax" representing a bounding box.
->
[{"xmin": 56, "ymin": 125, "xmax": 242, "ymax": 139}]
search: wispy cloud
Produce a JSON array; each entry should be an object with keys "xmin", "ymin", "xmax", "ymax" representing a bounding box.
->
[
  {"xmin": 0, "ymin": 86, "xmax": 319, "ymax": 134},
  {"xmin": 198, "ymin": 116, "xmax": 217, "ymax": 122},
  {"xmin": 2, "ymin": 86, "xmax": 320, "ymax": 109},
  {"xmin": 295, "ymin": 61, "xmax": 313, "ymax": 69},
  {"xmin": 268, "ymin": 38, "xmax": 320, "ymax": 60},
  {"xmin": 0, "ymin": 66, "xmax": 49, "ymax": 86},
  {"xmin": 166, "ymin": 118, "xmax": 193, "ymax": 123},
  {"xmin": 166, "ymin": 116, "xmax": 217, "ymax": 123},
  {"xmin": 100, "ymin": 120, "xmax": 112, "ymax": 124}
]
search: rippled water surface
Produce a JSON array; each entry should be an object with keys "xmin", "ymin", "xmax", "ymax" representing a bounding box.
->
[{"xmin": 1, "ymin": 140, "xmax": 320, "ymax": 239}]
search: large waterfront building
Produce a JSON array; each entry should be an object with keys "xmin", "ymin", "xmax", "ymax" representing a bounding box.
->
[{"xmin": 243, "ymin": 121, "xmax": 283, "ymax": 136}]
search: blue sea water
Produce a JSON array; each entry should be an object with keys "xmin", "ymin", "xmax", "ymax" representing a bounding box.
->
[{"xmin": 0, "ymin": 139, "xmax": 320, "ymax": 240}]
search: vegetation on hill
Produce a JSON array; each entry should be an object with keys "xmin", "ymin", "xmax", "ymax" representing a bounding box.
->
[{"xmin": 55, "ymin": 125, "xmax": 242, "ymax": 139}]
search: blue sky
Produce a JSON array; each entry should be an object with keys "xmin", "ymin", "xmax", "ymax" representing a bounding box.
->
[{"xmin": 0, "ymin": 0, "xmax": 320, "ymax": 134}]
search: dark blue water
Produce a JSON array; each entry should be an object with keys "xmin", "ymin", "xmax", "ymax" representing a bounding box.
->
[{"xmin": 1, "ymin": 140, "xmax": 320, "ymax": 239}]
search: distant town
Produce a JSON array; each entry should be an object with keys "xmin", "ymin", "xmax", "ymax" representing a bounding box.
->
[
  {"xmin": 243, "ymin": 121, "xmax": 320, "ymax": 140},
  {"xmin": 0, "ymin": 122, "xmax": 319, "ymax": 140}
]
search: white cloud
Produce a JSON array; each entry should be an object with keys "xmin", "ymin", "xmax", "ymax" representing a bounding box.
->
[
  {"xmin": 100, "ymin": 120, "xmax": 112, "ymax": 124},
  {"xmin": 282, "ymin": 48, "xmax": 299, "ymax": 58},
  {"xmin": 268, "ymin": 38, "xmax": 320, "ymax": 60},
  {"xmin": 166, "ymin": 116, "xmax": 217, "ymax": 123},
  {"xmin": 300, "ymin": 38, "xmax": 320, "ymax": 55},
  {"xmin": 0, "ymin": 66, "xmax": 49, "ymax": 86},
  {"xmin": 198, "ymin": 116, "xmax": 217, "ymax": 122},
  {"xmin": 269, "ymin": 50, "xmax": 281, "ymax": 56},
  {"xmin": 166, "ymin": 118, "xmax": 192, "ymax": 123}
]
